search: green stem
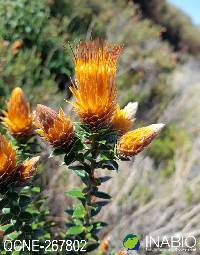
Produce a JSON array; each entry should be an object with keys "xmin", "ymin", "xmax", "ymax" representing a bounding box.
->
[{"xmin": 84, "ymin": 138, "xmax": 98, "ymax": 231}]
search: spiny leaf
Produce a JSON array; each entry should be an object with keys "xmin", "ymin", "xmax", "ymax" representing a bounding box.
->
[
  {"xmin": 98, "ymin": 160, "xmax": 118, "ymax": 171},
  {"xmin": 96, "ymin": 176, "xmax": 112, "ymax": 183},
  {"xmin": 93, "ymin": 191, "xmax": 111, "ymax": 200},
  {"xmin": 65, "ymin": 188, "xmax": 85, "ymax": 199},
  {"xmin": 64, "ymin": 152, "xmax": 76, "ymax": 165},
  {"xmin": 86, "ymin": 242, "xmax": 99, "ymax": 252},
  {"xmin": 67, "ymin": 225, "xmax": 84, "ymax": 235}
]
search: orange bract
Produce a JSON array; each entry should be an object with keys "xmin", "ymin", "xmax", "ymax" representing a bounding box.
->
[
  {"xmin": 1, "ymin": 87, "xmax": 33, "ymax": 137},
  {"xmin": 112, "ymin": 102, "xmax": 138, "ymax": 135},
  {"xmin": 34, "ymin": 104, "xmax": 74, "ymax": 148},
  {"xmin": 0, "ymin": 134, "xmax": 39, "ymax": 186},
  {"xmin": 17, "ymin": 156, "xmax": 40, "ymax": 184},
  {"xmin": 70, "ymin": 40, "xmax": 122, "ymax": 129},
  {"xmin": 99, "ymin": 240, "xmax": 109, "ymax": 253},
  {"xmin": 117, "ymin": 124, "xmax": 165, "ymax": 156},
  {"xmin": 0, "ymin": 135, "xmax": 17, "ymax": 185},
  {"xmin": 117, "ymin": 251, "xmax": 127, "ymax": 255}
]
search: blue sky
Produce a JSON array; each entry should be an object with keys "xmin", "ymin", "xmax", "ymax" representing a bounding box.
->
[{"xmin": 168, "ymin": 0, "xmax": 200, "ymax": 25}]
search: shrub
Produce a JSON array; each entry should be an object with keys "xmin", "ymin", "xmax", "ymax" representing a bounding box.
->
[{"xmin": 0, "ymin": 0, "xmax": 49, "ymax": 44}]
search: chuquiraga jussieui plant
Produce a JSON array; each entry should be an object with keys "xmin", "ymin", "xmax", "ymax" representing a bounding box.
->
[{"xmin": 34, "ymin": 39, "xmax": 164, "ymax": 253}]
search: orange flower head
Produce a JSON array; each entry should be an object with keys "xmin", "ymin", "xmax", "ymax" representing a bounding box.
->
[
  {"xmin": 112, "ymin": 102, "xmax": 138, "ymax": 134},
  {"xmin": 99, "ymin": 239, "xmax": 109, "ymax": 253},
  {"xmin": 117, "ymin": 124, "xmax": 165, "ymax": 156},
  {"xmin": 69, "ymin": 39, "xmax": 122, "ymax": 129},
  {"xmin": 34, "ymin": 104, "xmax": 74, "ymax": 148},
  {"xmin": 1, "ymin": 87, "xmax": 33, "ymax": 137},
  {"xmin": 117, "ymin": 251, "xmax": 127, "ymax": 255},
  {"xmin": 0, "ymin": 134, "xmax": 17, "ymax": 185},
  {"xmin": 17, "ymin": 156, "xmax": 40, "ymax": 184}
]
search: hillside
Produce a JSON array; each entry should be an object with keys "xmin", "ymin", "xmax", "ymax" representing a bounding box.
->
[{"xmin": 134, "ymin": 0, "xmax": 200, "ymax": 54}]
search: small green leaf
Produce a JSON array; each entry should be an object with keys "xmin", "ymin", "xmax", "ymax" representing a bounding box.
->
[
  {"xmin": 10, "ymin": 205, "xmax": 21, "ymax": 215},
  {"xmin": 92, "ymin": 221, "xmax": 108, "ymax": 234},
  {"xmin": 65, "ymin": 188, "xmax": 85, "ymax": 198},
  {"xmin": 65, "ymin": 209, "xmax": 74, "ymax": 216},
  {"xmin": 7, "ymin": 192, "xmax": 19, "ymax": 201},
  {"xmin": 96, "ymin": 201, "xmax": 110, "ymax": 207},
  {"xmin": 4, "ymin": 225, "xmax": 16, "ymax": 235},
  {"xmin": 0, "ymin": 198, "xmax": 9, "ymax": 209},
  {"xmin": 31, "ymin": 186, "xmax": 40, "ymax": 193},
  {"xmin": 74, "ymin": 170, "xmax": 88, "ymax": 178},
  {"xmin": 0, "ymin": 214, "xmax": 13, "ymax": 224},
  {"xmin": 98, "ymin": 140, "xmax": 106, "ymax": 145},
  {"xmin": 22, "ymin": 225, "xmax": 32, "ymax": 233},
  {"xmin": 67, "ymin": 225, "xmax": 84, "ymax": 235},
  {"xmin": 19, "ymin": 195, "xmax": 31, "ymax": 207},
  {"xmin": 91, "ymin": 207, "xmax": 101, "ymax": 217},
  {"xmin": 77, "ymin": 153, "xmax": 84, "ymax": 163},
  {"xmin": 97, "ymin": 176, "xmax": 112, "ymax": 184},
  {"xmin": 86, "ymin": 243, "xmax": 99, "ymax": 252},
  {"xmin": 69, "ymin": 165, "xmax": 87, "ymax": 171},
  {"xmin": 99, "ymin": 151, "xmax": 112, "ymax": 160},
  {"xmin": 0, "ymin": 224, "xmax": 11, "ymax": 232},
  {"xmin": 7, "ymin": 231, "xmax": 19, "ymax": 240},
  {"xmin": 52, "ymin": 148, "xmax": 65, "ymax": 156},
  {"xmin": 93, "ymin": 191, "xmax": 111, "ymax": 199},
  {"xmin": 19, "ymin": 212, "xmax": 33, "ymax": 221},
  {"xmin": 87, "ymin": 226, "xmax": 93, "ymax": 232},
  {"xmin": 2, "ymin": 208, "xmax": 10, "ymax": 214},
  {"xmin": 98, "ymin": 160, "xmax": 118, "ymax": 171},
  {"xmin": 73, "ymin": 204, "xmax": 86, "ymax": 218},
  {"xmin": 64, "ymin": 151, "xmax": 76, "ymax": 165},
  {"xmin": 94, "ymin": 221, "xmax": 108, "ymax": 229}
]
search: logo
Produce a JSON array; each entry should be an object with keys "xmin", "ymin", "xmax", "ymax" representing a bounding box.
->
[{"xmin": 123, "ymin": 234, "xmax": 141, "ymax": 251}]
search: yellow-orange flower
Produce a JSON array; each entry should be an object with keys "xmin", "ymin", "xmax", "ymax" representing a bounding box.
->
[
  {"xmin": 17, "ymin": 156, "xmax": 40, "ymax": 184},
  {"xmin": 1, "ymin": 87, "xmax": 33, "ymax": 137},
  {"xmin": 117, "ymin": 251, "xmax": 127, "ymax": 255},
  {"xmin": 0, "ymin": 134, "xmax": 39, "ymax": 186},
  {"xmin": 34, "ymin": 104, "xmax": 74, "ymax": 148},
  {"xmin": 69, "ymin": 39, "xmax": 122, "ymax": 129},
  {"xmin": 117, "ymin": 124, "xmax": 165, "ymax": 156},
  {"xmin": 112, "ymin": 102, "xmax": 138, "ymax": 134},
  {"xmin": 99, "ymin": 239, "xmax": 109, "ymax": 253},
  {"xmin": 0, "ymin": 135, "xmax": 17, "ymax": 185}
]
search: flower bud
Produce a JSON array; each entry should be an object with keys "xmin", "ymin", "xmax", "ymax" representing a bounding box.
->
[
  {"xmin": 34, "ymin": 104, "xmax": 74, "ymax": 149},
  {"xmin": 112, "ymin": 102, "xmax": 138, "ymax": 134},
  {"xmin": 117, "ymin": 124, "xmax": 165, "ymax": 156},
  {"xmin": 1, "ymin": 87, "xmax": 33, "ymax": 137},
  {"xmin": 0, "ymin": 134, "xmax": 17, "ymax": 185},
  {"xmin": 17, "ymin": 156, "xmax": 40, "ymax": 184}
]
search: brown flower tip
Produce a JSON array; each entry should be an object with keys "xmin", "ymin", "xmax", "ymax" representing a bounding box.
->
[
  {"xmin": 99, "ymin": 239, "xmax": 109, "ymax": 253},
  {"xmin": 17, "ymin": 156, "xmax": 40, "ymax": 184},
  {"xmin": 0, "ymin": 134, "xmax": 17, "ymax": 185},
  {"xmin": 12, "ymin": 39, "xmax": 23, "ymax": 55},
  {"xmin": 69, "ymin": 39, "xmax": 122, "ymax": 129},
  {"xmin": 112, "ymin": 102, "xmax": 138, "ymax": 135},
  {"xmin": 117, "ymin": 124, "xmax": 165, "ymax": 156},
  {"xmin": 34, "ymin": 104, "xmax": 74, "ymax": 148},
  {"xmin": 1, "ymin": 87, "xmax": 33, "ymax": 137}
]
